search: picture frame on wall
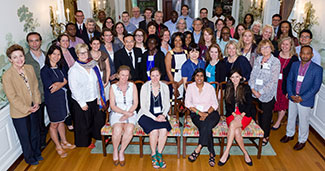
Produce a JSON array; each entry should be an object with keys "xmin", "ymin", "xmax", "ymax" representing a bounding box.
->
[{"xmin": 213, "ymin": 0, "xmax": 233, "ymax": 17}]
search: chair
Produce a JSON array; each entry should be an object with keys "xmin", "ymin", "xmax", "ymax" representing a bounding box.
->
[{"xmin": 101, "ymin": 81, "xmax": 181, "ymax": 158}]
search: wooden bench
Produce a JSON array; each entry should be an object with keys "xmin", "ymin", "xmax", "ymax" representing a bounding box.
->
[
  {"xmin": 100, "ymin": 81, "xmax": 182, "ymax": 158},
  {"xmin": 182, "ymin": 81, "xmax": 264, "ymax": 159}
]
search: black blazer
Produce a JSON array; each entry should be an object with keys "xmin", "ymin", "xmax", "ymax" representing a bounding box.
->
[
  {"xmin": 139, "ymin": 50, "xmax": 167, "ymax": 82},
  {"xmin": 208, "ymin": 20, "xmax": 215, "ymax": 32},
  {"xmin": 75, "ymin": 23, "xmax": 87, "ymax": 39},
  {"xmin": 273, "ymin": 52, "xmax": 299, "ymax": 95},
  {"xmin": 114, "ymin": 47, "xmax": 143, "ymax": 81},
  {"xmin": 139, "ymin": 20, "xmax": 149, "ymax": 33},
  {"xmin": 225, "ymin": 84, "xmax": 255, "ymax": 118},
  {"xmin": 100, "ymin": 43, "xmax": 121, "ymax": 75},
  {"xmin": 80, "ymin": 30, "xmax": 101, "ymax": 46}
]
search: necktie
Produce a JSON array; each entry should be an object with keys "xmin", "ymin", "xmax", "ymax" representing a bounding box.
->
[
  {"xmin": 79, "ymin": 25, "xmax": 82, "ymax": 34},
  {"xmin": 128, "ymin": 52, "xmax": 133, "ymax": 67},
  {"xmin": 89, "ymin": 33, "xmax": 93, "ymax": 40}
]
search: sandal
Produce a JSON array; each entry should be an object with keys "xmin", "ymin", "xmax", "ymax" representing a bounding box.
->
[
  {"xmin": 56, "ymin": 147, "xmax": 67, "ymax": 158},
  {"xmin": 188, "ymin": 150, "xmax": 200, "ymax": 162},
  {"xmin": 61, "ymin": 142, "xmax": 76, "ymax": 149},
  {"xmin": 208, "ymin": 154, "xmax": 215, "ymax": 167},
  {"xmin": 156, "ymin": 152, "xmax": 166, "ymax": 168},
  {"xmin": 151, "ymin": 154, "xmax": 160, "ymax": 169},
  {"xmin": 262, "ymin": 138, "xmax": 269, "ymax": 146}
]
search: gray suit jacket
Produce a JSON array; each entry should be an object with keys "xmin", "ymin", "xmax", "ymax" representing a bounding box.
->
[{"xmin": 25, "ymin": 50, "xmax": 46, "ymax": 102}]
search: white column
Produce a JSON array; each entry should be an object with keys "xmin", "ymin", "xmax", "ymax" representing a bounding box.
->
[
  {"xmin": 262, "ymin": 0, "xmax": 280, "ymax": 26},
  {"xmin": 231, "ymin": 0, "xmax": 240, "ymax": 26}
]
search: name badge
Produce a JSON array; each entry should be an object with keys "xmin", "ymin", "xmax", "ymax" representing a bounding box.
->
[
  {"xmin": 148, "ymin": 55, "xmax": 154, "ymax": 61},
  {"xmin": 279, "ymin": 73, "xmax": 283, "ymax": 80},
  {"xmin": 147, "ymin": 71, "xmax": 150, "ymax": 77},
  {"xmin": 196, "ymin": 105, "xmax": 204, "ymax": 112},
  {"xmin": 206, "ymin": 71, "xmax": 211, "ymax": 78},
  {"xmin": 138, "ymin": 57, "xmax": 141, "ymax": 63},
  {"xmin": 154, "ymin": 107, "xmax": 162, "ymax": 114},
  {"xmin": 297, "ymin": 75, "xmax": 304, "ymax": 82},
  {"xmin": 263, "ymin": 63, "xmax": 270, "ymax": 69},
  {"xmin": 256, "ymin": 79, "xmax": 263, "ymax": 85}
]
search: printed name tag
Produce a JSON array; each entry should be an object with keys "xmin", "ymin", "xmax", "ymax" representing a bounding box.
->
[
  {"xmin": 147, "ymin": 71, "xmax": 150, "ymax": 77},
  {"xmin": 279, "ymin": 73, "xmax": 283, "ymax": 80},
  {"xmin": 256, "ymin": 79, "xmax": 263, "ymax": 85},
  {"xmin": 148, "ymin": 55, "xmax": 154, "ymax": 61},
  {"xmin": 263, "ymin": 63, "xmax": 270, "ymax": 69},
  {"xmin": 206, "ymin": 71, "xmax": 211, "ymax": 78},
  {"xmin": 138, "ymin": 57, "xmax": 141, "ymax": 63},
  {"xmin": 297, "ymin": 75, "xmax": 304, "ymax": 82},
  {"xmin": 154, "ymin": 107, "xmax": 162, "ymax": 114},
  {"xmin": 196, "ymin": 105, "xmax": 204, "ymax": 112}
]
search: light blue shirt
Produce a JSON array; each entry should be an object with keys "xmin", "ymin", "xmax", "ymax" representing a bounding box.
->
[
  {"xmin": 193, "ymin": 31, "xmax": 201, "ymax": 44},
  {"xmin": 30, "ymin": 51, "xmax": 46, "ymax": 69},
  {"xmin": 179, "ymin": 15, "xmax": 193, "ymax": 31},
  {"xmin": 130, "ymin": 16, "xmax": 144, "ymax": 28},
  {"xmin": 125, "ymin": 22, "xmax": 137, "ymax": 34},
  {"xmin": 218, "ymin": 38, "xmax": 237, "ymax": 55},
  {"xmin": 164, "ymin": 20, "xmax": 177, "ymax": 35},
  {"xmin": 296, "ymin": 45, "xmax": 321, "ymax": 66}
]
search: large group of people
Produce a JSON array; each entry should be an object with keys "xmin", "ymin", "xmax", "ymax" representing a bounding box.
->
[{"xmin": 2, "ymin": 4, "xmax": 323, "ymax": 169}]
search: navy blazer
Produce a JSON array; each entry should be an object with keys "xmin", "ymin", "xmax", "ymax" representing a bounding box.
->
[
  {"xmin": 75, "ymin": 23, "xmax": 87, "ymax": 39},
  {"xmin": 114, "ymin": 47, "xmax": 143, "ymax": 81},
  {"xmin": 287, "ymin": 61, "xmax": 323, "ymax": 107},
  {"xmin": 80, "ymin": 30, "xmax": 101, "ymax": 46}
]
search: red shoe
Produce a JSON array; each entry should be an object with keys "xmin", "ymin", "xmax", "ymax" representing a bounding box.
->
[{"xmin": 88, "ymin": 143, "xmax": 96, "ymax": 149}]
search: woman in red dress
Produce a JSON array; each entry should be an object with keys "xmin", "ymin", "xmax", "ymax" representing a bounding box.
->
[
  {"xmin": 218, "ymin": 68, "xmax": 255, "ymax": 166},
  {"xmin": 272, "ymin": 37, "xmax": 299, "ymax": 130}
]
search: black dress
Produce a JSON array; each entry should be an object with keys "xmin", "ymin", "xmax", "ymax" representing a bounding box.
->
[{"xmin": 138, "ymin": 92, "xmax": 172, "ymax": 134}]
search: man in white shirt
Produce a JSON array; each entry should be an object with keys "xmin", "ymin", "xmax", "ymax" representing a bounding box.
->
[
  {"xmin": 130, "ymin": 7, "xmax": 143, "ymax": 28},
  {"xmin": 164, "ymin": 11, "xmax": 178, "ymax": 35},
  {"xmin": 75, "ymin": 10, "xmax": 86, "ymax": 38},
  {"xmin": 122, "ymin": 11, "xmax": 137, "ymax": 34},
  {"xmin": 192, "ymin": 18, "xmax": 203, "ymax": 44},
  {"xmin": 295, "ymin": 29, "xmax": 321, "ymax": 66},
  {"xmin": 272, "ymin": 14, "xmax": 282, "ymax": 35},
  {"xmin": 179, "ymin": 5, "xmax": 193, "ymax": 31},
  {"xmin": 96, "ymin": 10, "xmax": 106, "ymax": 31}
]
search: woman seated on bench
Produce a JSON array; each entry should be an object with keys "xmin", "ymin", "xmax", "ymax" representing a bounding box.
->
[
  {"xmin": 138, "ymin": 67, "xmax": 171, "ymax": 169},
  {"xmin": 218, "ymin": 68, "xmax": 254, "ymax": 166},
  {"xmin": 109, "ymin": 65, "xmax": 138, "ymax": 167},
  {"xmin": 185, "ymin": 68, "xmax": 220, "ymax": 167}
]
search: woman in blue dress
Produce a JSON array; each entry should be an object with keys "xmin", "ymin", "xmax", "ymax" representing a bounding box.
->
[
  {"xmin": 41, "ymin": 45, "xmax": 76, "ymax": 158},
  {"xmin": 138, "ymin": 67, "xmax": 171, "ymax": 169}
]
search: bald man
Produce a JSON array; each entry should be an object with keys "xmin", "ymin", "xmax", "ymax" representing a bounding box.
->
[{"xmin": 130, "ymin": 7, "xmax": 144, "ymax": 28}]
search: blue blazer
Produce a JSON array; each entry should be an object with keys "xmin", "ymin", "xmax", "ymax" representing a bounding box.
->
[{"xmin": 287, "ymin": 61, "xmax": 323, "ymax": 107}]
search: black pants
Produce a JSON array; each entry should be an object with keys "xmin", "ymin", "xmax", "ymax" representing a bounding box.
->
[
  {"xmin": 190, "ymin": 111, "xmax": 220, "ymax": 155},
  {"xmin": 38, "ymin": 103, "xmax": 48, "ymax": 148},
  {"xmin": 257, "ymin": 98, "xmax": 275, "ymax": 138},
  {"xmin": 72, "ymin": 99, "xmax": 105, "ymax": 147},
  {"xmin": 12, "ymin": 111, "xmax": 41, "ymax": 164}
]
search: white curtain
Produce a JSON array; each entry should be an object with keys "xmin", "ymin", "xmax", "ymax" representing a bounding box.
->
[
  {"xmin": 231, "ymin": 0, "xmax": 240, "ymax": 26},
  {"xmin": 262, "ymin": 0, "xmax": 281, "ymax": 26}
]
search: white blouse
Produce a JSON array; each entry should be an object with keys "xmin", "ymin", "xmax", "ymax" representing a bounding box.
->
[{"xmin": 68, "ymin": 62, "xmax": 99, "ymax": 107}]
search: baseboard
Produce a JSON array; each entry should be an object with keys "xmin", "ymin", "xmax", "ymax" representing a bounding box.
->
[{"xmin": 308, "ymin": 127, "xmax": 325, "ymax": 161}]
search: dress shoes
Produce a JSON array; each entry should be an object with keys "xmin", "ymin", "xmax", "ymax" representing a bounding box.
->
[
  {"xmin": 293, "ymin": 142, "xmax": 306, "ymax": 150},
  {"xmin": 218, "ymin": 154, "xmax": 230, "ymax": 166},
  {"xmin": 280, "ymin": 135, "xmax": 294, "ymax": 143}
]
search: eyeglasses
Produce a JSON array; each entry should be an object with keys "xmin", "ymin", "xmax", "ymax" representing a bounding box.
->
[
  {"xmin": 104, "ymin": 34, "xmax": 113, "ymax": 37},
  {"xmin": 78, "ymin": 51, "xmax": 88, "ymax": 55},
  {"xmin": 135, "ymin": 34, "xmax": 143, "ymax": 37},
  {"xmin": 261, "ymin": 46, "xmax": 271, "ymax": 50},
  {"xmin": 300, "ymin": 36, "xmax": 310, "ymax": 39}
]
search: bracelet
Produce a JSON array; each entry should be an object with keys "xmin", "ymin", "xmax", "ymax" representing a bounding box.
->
[{"xmin": 196, "ymin": 110, "xmax": 199, "ymax": 115}]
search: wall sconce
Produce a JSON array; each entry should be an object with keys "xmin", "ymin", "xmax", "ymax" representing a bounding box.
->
[
  {"xmin": 49, "ymin": 6, "xmax": 66, "ymax": 37},
  {"xmin": 249, "ymin": 0, "xmax": 264, "ymax": 20},
  {"xmin": 291, "ymin": 1, "xmax": 318, "ymax": 34}
]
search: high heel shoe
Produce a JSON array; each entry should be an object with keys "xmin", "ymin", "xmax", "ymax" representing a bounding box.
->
[
  {"xmin": 56, "ymin": 148, "xmax": 67, "ymax": 158},
  {"xmin": 245, "ymin": 155, "xmax": 253, "ymax": 166},
  {"xmin": 218, "ymin": 154, "xmax": 230, "ymax": 166}
]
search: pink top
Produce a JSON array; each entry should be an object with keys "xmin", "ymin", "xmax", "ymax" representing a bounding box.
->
[
  {"xmin": 185, "ymin": 82, "xmax": 218, "ymax": 112},
  {"xmin": 63, "ymin": 50, "xmax": 75, "ymax": 68},
  {"xmin": 69, "ymin": 37, "xmax": 84, "ymax": 48}
]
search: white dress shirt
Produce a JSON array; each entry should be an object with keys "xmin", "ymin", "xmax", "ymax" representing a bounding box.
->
[
  {"xmin": 68, "ymin": 62, "xmax": 99, "ymax": 107},
  {"xmin": 125, "ymin": 48, "xmax": 135, "ymax": 68}
]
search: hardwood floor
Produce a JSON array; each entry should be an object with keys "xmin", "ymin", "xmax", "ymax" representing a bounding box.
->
[{"xmin": 14, "ymin": 119, "xmax": 325, "ymax": 171}]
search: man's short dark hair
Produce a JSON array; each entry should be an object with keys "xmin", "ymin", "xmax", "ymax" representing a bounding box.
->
[
  {"xmin": 272, "ymin": 14, "xmax": 282, "ymax": 20},
  {"xmin": 65, "ymin": 22, "xmax": 75, "ymax": 30},
  {"xmin": 75, "ymin": 10, "xmax": 84, "ymax": 15},
  {"xmin": 301, "ymin": 45, "xmax": 313, "ymax": 52},
  {"xmin": 123, "ymin": 33, "xmax": 134, "ymax": 41},
  {"xmin": 182, "ymin": 5, "xmax": 189, "ymax": 10},
  {"xmin": 200, "ymin": 8, "xmax": 208, "ymax": 13},
  {"xmin": 26, "ymin": 32, "xmax": 42, "ymax": 42},
  {"xmin": 299, "ymin": 29, "xmax": 313, "ymax": 39},
  {"xmin": 122, "ymin": 11, "xmax": 129, "ymax": 16},
  {"xmin": 144, "ymin": 8, "xmax": 152, "ymax": 13}
]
